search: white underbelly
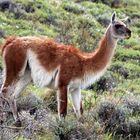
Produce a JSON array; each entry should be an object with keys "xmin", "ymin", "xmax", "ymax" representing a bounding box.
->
[{"xmin": 27, "ymin": 50, "xmax": 59, "ymax": 88}]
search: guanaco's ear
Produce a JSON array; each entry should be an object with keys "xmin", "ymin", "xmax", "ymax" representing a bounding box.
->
[
  {"xmin": 111, "ymin": 12, "xmax": 116, "ymax": 23},
  {"xmin": 121, "ymin": 16, "xmax": 131, "ymax": 24}
]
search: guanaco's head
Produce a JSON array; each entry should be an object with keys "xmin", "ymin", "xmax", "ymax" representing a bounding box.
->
[{"xmin": 110, "ymin": 12, "xmax": 131, "ymax": 39}]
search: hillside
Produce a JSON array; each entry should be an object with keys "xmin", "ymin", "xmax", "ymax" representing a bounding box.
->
[{"xmin": 0, "ymin": 0, "xmax": 140, "ymax": 139}]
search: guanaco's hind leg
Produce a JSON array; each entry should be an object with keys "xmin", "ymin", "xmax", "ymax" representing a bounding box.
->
[
  {"xmin": 11, "ymin": 70, "xmax": 31, "ymax": 122},
  {"xmin": 1, "ymin": 45, "xmax": 28, "ymax": 126},
  {"xmin": 0, "ymin": 74, "xmax": 20, "ymax": 125},
  {"xmin": 1, "ymin": 71, "xmax": 31, "ymax": 126}
]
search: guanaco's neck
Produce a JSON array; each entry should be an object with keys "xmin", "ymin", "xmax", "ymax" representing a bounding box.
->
[{"xmin": 85, "ymin": 26, "xmax": 118, "ymax": 72}]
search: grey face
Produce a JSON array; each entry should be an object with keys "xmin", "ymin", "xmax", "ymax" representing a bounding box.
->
[{"xmin": 111, "ymin": 12, "xmax": 131, "ymax": 39}]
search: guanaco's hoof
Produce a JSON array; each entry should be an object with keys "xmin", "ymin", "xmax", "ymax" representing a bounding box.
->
[{"xmin": 14, "ymin": 120, "xmax": 22, "ymax": 127}]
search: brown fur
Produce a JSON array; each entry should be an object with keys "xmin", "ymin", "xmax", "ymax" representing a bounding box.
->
[{"xmin": 1, "ymin": 35, "xmax": 113, "ymax": 87}]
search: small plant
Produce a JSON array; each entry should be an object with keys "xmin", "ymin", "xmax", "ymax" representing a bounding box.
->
[
  {"xmin": 49, "ymin": 118, "xmax": 76, "ymax": 139},
  {"xmin": 49, "ymin": 118, "xmax": 90, "ymax": 140},
  {"xmin": 17, "ymin": 92, "xmax": 42, "ymax": 114}
]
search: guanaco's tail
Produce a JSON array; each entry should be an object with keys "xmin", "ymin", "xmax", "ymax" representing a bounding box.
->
[{"xmin": 0, "ymin": 36, "xmax": 16, "ymax": 55}]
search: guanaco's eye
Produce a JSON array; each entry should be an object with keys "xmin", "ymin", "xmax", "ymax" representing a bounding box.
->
[{"xmin": 114, "ymin": 24, "xmax": 123, "ymax": 29}]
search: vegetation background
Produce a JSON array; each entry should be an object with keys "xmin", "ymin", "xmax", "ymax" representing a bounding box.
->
[{"xmin": 0, "ymin": 0, "xmax": 140, "ymax": 139}]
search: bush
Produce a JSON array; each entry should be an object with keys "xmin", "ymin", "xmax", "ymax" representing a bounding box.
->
[
  {"xmin": 97, "ymin": 101, "xmax": 127, "ymax": 132},
  {"xmin": 49, "ymin": 119, "xmax": 90, "ymax": 140},
  {"xmin": 96, "ymin": 94, "xmax": 140, "ymax": 138},
  {"xmin": 17, "ymin": 92, "xmax": 42, "ymax": 114}
]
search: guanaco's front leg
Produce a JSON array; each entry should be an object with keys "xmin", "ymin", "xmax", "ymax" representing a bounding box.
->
[
  {"xmin": 57, "ymin": 86, "xmax": 68, "ymax": 119},
  {"xmin": 70, "ymin": 87, "xmax": 83, "ymax": 119}
]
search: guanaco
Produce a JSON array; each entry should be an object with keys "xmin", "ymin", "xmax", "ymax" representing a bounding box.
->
[{"xmin": 0, "ymin": 12, "xmax": 131, "ymax": 126}]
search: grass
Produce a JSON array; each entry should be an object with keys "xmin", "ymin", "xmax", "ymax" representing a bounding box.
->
[{"xmin": 0, "ymin": 0, "xmax": 140, "ymax": 139}]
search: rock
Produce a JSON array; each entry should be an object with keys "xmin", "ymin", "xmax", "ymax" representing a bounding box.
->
[
  {"xmin": 9, "ymin": 3, "xmax": 26, "ymax": 19},
  {"xmin": 0, "ymin": 0, "xmax": 25, "ymax": 18},
  {"xmin": 24, "ymin": 4, "xmax": 35, "ymax": 13},
  {"xmin": 0, "ymin": 0, "xmax": 12, "ymax": 11},
  {"xmin": 0, "ymin": 1, "xmax": 35, "ymax": 19},
  {"xmin": 111, "ymin": 0, "xmax": 123, "ymax": 8}
]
